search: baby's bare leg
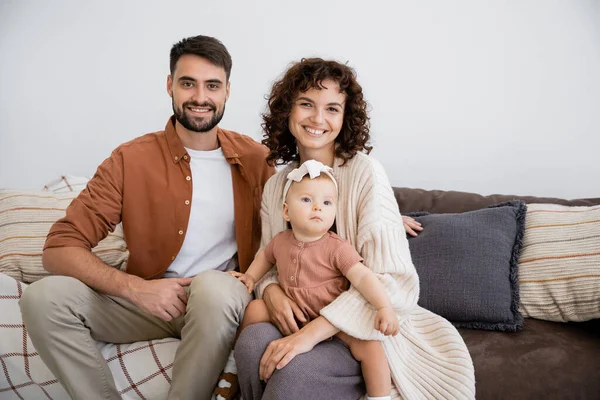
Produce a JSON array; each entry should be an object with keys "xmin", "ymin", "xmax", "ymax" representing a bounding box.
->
[
  {"xmin": 337, "ymin": 332, "xmax": 391, "ymax": 397},
  {"xmin": 240, "ymin": 299, "xmax": 271, "ymax": 332}
]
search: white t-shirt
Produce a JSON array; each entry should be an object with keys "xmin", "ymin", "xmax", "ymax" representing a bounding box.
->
[{"xmin": 164, "ymin": 147, "xmax": 237, "ymax": 278}]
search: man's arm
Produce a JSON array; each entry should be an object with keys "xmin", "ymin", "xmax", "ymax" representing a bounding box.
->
[
  {"xmin": 43, "ymin": 247, "xmax": 134, "ymax": 298},
  {"xmin": 45, "ymin": 152, "xmax": 125, "ymax": 252},
  {"xmin": 43, "ymin": 150, "xmax": 191, "ymax": 321},
  {"xmin": 43, "ymin": 247, "xmax": 192, "ymax": 321}
]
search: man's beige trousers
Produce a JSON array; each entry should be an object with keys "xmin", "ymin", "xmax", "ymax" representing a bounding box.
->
[{"xmin": 19, "ymin": 270, "xmax": 252, "ymax": 400}]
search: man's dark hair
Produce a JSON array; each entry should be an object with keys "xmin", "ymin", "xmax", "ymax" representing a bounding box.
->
[{"xmin": 169, "ymin": 35, "xmax": 232, "ymax": 81}]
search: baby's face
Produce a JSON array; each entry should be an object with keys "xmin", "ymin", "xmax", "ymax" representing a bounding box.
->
[{"xmin": 283, "ymin": 176, "xmax": 337, "ymax": 236}]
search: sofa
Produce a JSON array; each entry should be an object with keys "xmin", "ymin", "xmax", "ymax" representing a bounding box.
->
[
  {"xmin": 1, "ymin": 182, "xmax": 599, "ymax": 399},
  {"xmin": 394, "ymin": 187, "xmax": 600, "ymax": 400}
]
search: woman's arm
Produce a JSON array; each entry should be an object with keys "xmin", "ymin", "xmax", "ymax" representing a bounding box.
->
[{"xmin": 259, "ymin": 316, "xmax": 339, "ymax": 380}]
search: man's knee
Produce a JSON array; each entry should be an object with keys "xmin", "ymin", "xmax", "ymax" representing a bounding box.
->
[
  {"xmin": 19, "ymin": 276, "xmax": 90, "ymax": 329},
  {"xmin": 187, "ymin": 270, "xmax": 252, "ymax": 319}
]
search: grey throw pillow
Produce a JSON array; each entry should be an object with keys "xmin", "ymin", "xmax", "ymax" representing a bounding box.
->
[{"xmin": 407, "ymin": 201, "xmax": 526, "ymax": 331}]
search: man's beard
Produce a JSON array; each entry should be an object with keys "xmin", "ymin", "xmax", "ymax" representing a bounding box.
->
[{"xmin": 173, "ymin": 99, "xmax": 226, "ymax": 133}]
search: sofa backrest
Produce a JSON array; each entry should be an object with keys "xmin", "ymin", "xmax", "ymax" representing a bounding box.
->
[{"xmin": 393, "ymin": 187, "xmax": 600, "ymax": 214}]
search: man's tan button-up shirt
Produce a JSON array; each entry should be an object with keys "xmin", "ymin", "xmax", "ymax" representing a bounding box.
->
[{"xmin": 45, "ymin": 117, "xmax": 275, "ymax": 278}]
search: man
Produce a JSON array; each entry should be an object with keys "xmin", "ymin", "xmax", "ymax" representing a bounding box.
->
[{"xmin": 19, "ymin": 35, "xmax": 274, "ymax": 400}]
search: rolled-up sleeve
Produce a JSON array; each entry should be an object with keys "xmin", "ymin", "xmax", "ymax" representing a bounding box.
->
[{"xmin": 44, "ymin": 149, "xmax": 124, "ymax": 251}]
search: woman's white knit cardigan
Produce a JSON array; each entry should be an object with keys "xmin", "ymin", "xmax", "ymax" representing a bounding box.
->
[{"xmin": 255, "ymin": 153, "xmax": 475, "ymax": 400}]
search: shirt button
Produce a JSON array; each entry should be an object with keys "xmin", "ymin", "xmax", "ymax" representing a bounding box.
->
[
  {"xmin": 290, "ymin": 276, "xmax": 295, "ymax": 281},
  {"xmin": 183, "ymin": 155, "xmax": 188, "ymax": 160},
  {"xmin": 233, "ymin": 153, "xmax": 239, "ymax": 157},
  {"xmin": 185, "ymin": 200, "xmax": 190, "ymax": 205},
  {"xmin": 178, "ymin": 230, "xmax": 184, "ymax": 235},
  {"xmin": 186, "ymin": 176, "xmax": 191, "ymax": 181},
  {"xmin": 171, "ymin": 256, "xmax": 175, "ymax": 261},
  {"xmin": 293, "ymin": 259, "xmax": 297, "ymax": 263},
  {"xmin": 297, "ymin": 243, "xmax": 303, "ymax": 247},
  {"xmin": 174, "ymin": 156, "xmax": 179, "ymax": 161}
]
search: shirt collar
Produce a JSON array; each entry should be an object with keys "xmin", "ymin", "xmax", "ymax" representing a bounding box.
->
[
  {"xmin": 165, "ymin": 116, "xmax": 188, "ymax": 164},
  {"xmin": 165, "ymin": 115, "xmax": 243, "ymax": 164},
  {"xmin": 216, "ymin": 127, "xmax": 244, "ymax": 161}
]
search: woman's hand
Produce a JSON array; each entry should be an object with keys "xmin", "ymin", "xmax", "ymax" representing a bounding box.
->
[
  {"xmin": 403, "ymin": 215, "xmax": 423, "ymax": 237},
  {"xmin": 263, "ymin": 284, "xmax": 307, "ymax": 335},
  {"xmin": 259, "ymin": 316, "xmax": 339, "ymax": 381},
  {"xmin": 259, "ymin": 330, "xmax": 317, "ymax": 381}
]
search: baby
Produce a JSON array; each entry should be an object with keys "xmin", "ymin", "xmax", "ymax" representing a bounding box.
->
[{"xmin": 230, "ymin": 159, "xmax": 398, "ymax": 400}]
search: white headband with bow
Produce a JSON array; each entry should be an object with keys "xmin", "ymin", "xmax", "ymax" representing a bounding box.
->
[{"xmin": 282, "ymin": 160, "xmax": 338, "ymax": 204}]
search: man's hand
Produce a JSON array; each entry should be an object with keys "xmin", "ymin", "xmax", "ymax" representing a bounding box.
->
[
  {"xmin": 375, "ymin": 307, "xmax": 400, "ymax": 336},
  {"xmin": 227, "ymin": 271, "xmax": 256, "ymax": 293},
  {"xmin": 263, "ymin": 284, "xmax": 307, "ymax": 336},
  {"xmin": 403, "ymin": 215, "xmax": 423, "ymax": 237},
  {"xmin": 128, "ymin": 277, "xmax": 193, "ymax": 321}
]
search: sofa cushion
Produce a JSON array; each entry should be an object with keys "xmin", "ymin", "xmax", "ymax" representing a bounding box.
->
[
  {"xmin": 42, "ymin": 174, "xmax": 90, "ymax": 194},
  {"xmin": 407, "ymin": 201, "xmax": 526, "ymax": 331},
  {"xmin": 460, "ymin": 318, "xmax": 600, "ymax": 399},
  {"xmin": 0, "ymin": 177, "xmax": 128, "ymax": 283},
  {"xmin": 0, "ymin": 272, "xmax": 180, "ymax": 399},
  {"xmin": 518, "ymin": 203, "xmax": 600, "ymax": 322},
  {"xmin": 394, "ymin": 187, "xmax": 600, "ymax": 214}
]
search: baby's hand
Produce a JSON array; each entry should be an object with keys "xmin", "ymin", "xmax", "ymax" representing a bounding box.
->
[
  {"xmin": 374, "ymin": 307, "xmax": 399, "ymax": 336},
  {"xmin": 227, "ymin": 271, "xmax": 256, "ymax": 293}
]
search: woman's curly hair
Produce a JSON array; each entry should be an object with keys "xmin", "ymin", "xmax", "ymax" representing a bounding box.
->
[{"xmin": 262, "ymin": 58, "xmax": 372, "ymax": 166}]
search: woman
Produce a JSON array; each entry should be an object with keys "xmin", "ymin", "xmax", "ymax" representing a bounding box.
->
[{"xmin": 234, "ymin": 58, "xmax": 475, "ymax": 400}]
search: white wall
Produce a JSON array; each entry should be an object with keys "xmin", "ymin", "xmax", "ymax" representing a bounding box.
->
[{"xmin": 1, "ymin": 0, "xmax": 599, "ymax": 198}]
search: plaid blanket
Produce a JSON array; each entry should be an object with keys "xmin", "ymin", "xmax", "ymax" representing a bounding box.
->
[{"xmin": 0, "ymin": 272, "xmax": 182, "ymax": 399}]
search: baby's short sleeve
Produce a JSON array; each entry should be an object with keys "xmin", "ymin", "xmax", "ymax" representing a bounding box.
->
[{"xmin": 330, "ymin": 239, "xmax": 363, "ymax": 276}]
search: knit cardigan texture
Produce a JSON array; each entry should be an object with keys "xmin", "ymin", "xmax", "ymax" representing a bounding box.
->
[{"xmin": 255, "ymin": 153, "xmax": 476, "ymax": 399}]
